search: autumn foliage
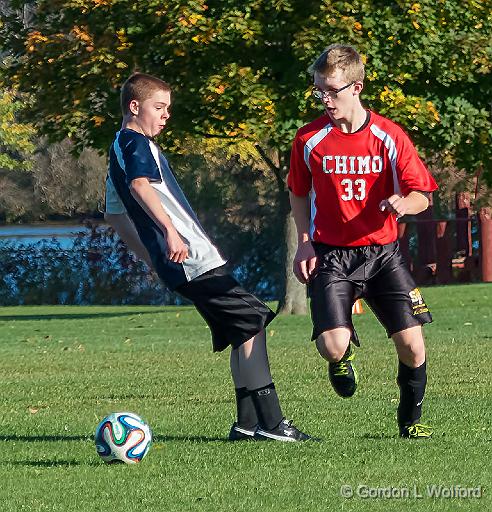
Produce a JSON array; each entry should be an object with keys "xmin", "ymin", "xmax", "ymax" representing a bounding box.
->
[{"xmin": 1, "ymin": 0, "xmax": 491, "ymax": 181}]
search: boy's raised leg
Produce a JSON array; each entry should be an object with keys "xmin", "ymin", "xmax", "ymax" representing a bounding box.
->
[{"xmin": 316, "ymin": 327, "xmax": 358, "ymax": 398}]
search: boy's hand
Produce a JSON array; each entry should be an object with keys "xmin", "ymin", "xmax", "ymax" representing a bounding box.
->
[
  {"xmin": 293, "ymin": 241, "xmax": 317, "ymax": 284},
  {"xmin": 165, "ymin": 228, "xmax": 189, "ymax": 263},
  {"xmin": 379, "ymin": 194, "xmax": 408, "ymax": 220}
]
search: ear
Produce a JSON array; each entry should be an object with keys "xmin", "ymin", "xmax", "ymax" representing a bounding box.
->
[
  {"xmin": 353, "ymin": 81, "xmax": 364, "ymax": 96},
  {"xmin": 129, "ymin": 99, "xmax": 139, "ymax": 116}
]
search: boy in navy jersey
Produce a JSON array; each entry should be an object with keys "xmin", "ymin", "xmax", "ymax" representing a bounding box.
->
[
  {"xmin": 288, "ymin": 45, "xmax": 437, "ymax": 438},
  {"xmin": 105, "ymin": 72, "xmax": 311, "ymax": 442}
]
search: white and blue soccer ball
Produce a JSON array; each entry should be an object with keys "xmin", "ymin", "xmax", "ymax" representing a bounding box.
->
[{"xmin": 95, "ymin": 412, "xmax": 152, "ymax": 464}]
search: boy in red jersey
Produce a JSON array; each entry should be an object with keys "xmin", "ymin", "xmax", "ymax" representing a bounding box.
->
[{"xmin": 288, "ymin": 44, "xmax": 437, "ymax": 438}]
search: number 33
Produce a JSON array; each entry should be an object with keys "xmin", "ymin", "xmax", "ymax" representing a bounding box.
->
[{"xmin": 340, "ymin": 178, "xmax": 366, "ymax": 201}]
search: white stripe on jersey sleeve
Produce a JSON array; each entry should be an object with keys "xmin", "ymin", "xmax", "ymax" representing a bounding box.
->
[
  {"xmin": 303, "ymin": 123, "xmax": 333, "ymax": 172},
  {"xmin": 309, "ymin": 186, "xmax": 317, "ymax": 240},
  {"xmin": 114, "ymin": 132, "xmax": 126, "ymax": 174},
  {"xmin": 148, "ymin": 140, "xmax": 163, "ymax": 179},
  {"xmin": 370, "ymin": 124, "xmax": 401, "ymax": 195}
]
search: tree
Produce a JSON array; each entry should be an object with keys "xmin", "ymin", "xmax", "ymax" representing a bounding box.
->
[
  {"xmin": 0, "ymin": 89, "xmax": 36, "ymax": 221},
  {"xmin": 32, "ymin": 138, "xmax": 106, "ymax": 217},
  {"xmin": 2, "ymin": 0, "xmax": 491, "ymax": 311},
  {"xmin": 0, "ymin": 90, "xmax": 35, "ymax": 172}
]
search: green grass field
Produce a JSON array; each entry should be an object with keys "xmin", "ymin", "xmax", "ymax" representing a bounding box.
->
[{"xmin": 0, "ymin": 284, "xmax": 490, "ymax": 511}]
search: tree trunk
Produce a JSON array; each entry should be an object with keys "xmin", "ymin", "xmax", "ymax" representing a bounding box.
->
[{"xmin": 276, "ymin": 211, "xmax": 308, "ymax": 315}]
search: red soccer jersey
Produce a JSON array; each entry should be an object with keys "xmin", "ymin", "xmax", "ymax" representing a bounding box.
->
[{"xmin": 287, "ymin": 111, "xmax": 438, "ymax": 246}]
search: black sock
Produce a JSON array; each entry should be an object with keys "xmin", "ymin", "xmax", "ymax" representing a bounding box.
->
[
  {"xmin": 397, "ymin": 360, "xmax": 427, "ymax": 428},
  {"xmin": 234, "ymin": 387, "xmax": 258, "ymax": 429},
  {"xmin": 250, "ymin": 383, "xmax": 283, "ymax": 430}
]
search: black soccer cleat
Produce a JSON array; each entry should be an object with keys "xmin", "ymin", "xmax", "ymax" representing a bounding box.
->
[
  {"xmin": 328, "ymin": 343, "xmax": 358, "ymax": 398},
  {"xmin": 228, "ymin": 422, "xmax": 257, "ymax": 441},
  {"xmin": 255, "ymin": 418, "xmax": 312, "ymax": 442}
]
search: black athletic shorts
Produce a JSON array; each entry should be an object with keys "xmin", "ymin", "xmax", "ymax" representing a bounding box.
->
[
  {"xmin": 176, "ymin": 265, "xmax": 276, "ymax": 352},
  {"xmin": 308, "ymin": 241, "xmax": 432, "ymax": 344}
]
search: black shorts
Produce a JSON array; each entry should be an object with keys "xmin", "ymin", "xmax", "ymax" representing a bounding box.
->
[
  {"xmin": 176, "ymin": 266, "xmax": 276, "ymax": 352},
  {"xmin": 308, "ymin": 241, "xmax": 432, "ymax": 344}
]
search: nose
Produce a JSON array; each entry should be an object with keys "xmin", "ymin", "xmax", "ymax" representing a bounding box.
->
[{"xmin": 322, "ymin": 95, "xmax": 334, "ymax": 106}]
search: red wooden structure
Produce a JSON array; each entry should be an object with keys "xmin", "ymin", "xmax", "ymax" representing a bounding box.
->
[
  {"xmin": 398, "ymin": 193, "xmax": 491, "ymax": 285},
  {"xmin": 479, "ymin": 207, "xmax": 492, "ymax": 282}
]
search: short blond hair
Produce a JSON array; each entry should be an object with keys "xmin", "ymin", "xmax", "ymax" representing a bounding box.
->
[
  {"xmin": 120, "ymin": 73, "xmax": 171, "ymax": 116},
  {"xmin": 309, "ymin": 44, "xmax": 365, "ymax": 82}
]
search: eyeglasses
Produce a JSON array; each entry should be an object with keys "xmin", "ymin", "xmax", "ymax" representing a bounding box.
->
[{"xmin": 312, "ymin": 82, "xmax": 355, "ymax": 101}]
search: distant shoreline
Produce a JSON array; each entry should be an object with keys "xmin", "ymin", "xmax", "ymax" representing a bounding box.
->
[{"xmin": 0, "ymin": 221, "xmax": 108, "ymax": 246}]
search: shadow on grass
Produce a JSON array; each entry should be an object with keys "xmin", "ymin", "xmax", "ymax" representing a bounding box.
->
[
  {"xmin": 0, "ymin": 434, "xmax": 227, "ymax": 443},
  {"xmin": 154, "ymin": 434, "xmax": 227, "ymax": 443},
  {"xmin": 0, "ymin": 434, "xmax": 92, "ymax": 442},
  {"xmin": 7, "ymin": 459, "xmax": 81, "ymax": 467},
  {"xmin": 0, "ymin": 309, "xmax": 171, "ymax": 322},
  {"xmin": 361, "ymin": 433, "xmax": 399, "ymax": 440}
]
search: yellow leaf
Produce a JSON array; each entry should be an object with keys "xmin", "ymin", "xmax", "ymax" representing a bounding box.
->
[
  {"xmin": 71, "ymin": 25, "xmax": 93, "ymax": 44},
  {"xmin": 91, "ymin": 115, "xmax": 105, "ymax": 126}
]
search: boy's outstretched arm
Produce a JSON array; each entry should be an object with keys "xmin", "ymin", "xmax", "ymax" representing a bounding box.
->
[
  {"xmin": 104, "ymin": 212, "xmax": 153, "ymax": 268},
  {"xmin": 289, "ymin": 191, "xmax": 317, "ymax": 284},
  {"xmin": 130, "ymin": 177, "xmax": 189, "ymax": 263}
]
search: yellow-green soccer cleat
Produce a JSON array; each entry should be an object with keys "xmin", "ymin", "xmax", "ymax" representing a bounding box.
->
[
  {"xmin": 400, "ymin": 423, "xmax": 433, "ymax": 439},
  {"xmin": 328, "ymin": 343, "xmax": 358, "ymax": 398}
]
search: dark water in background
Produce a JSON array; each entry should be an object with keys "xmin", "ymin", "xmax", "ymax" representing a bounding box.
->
[
  {"xmin": 0, "ymin": 221, "xmax": 173, "ymax": 305},
  {"xmin": 0, "ymin": 223, "xmax": 96, "ymax": 248}
]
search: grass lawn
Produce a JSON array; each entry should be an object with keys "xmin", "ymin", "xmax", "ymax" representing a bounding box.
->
[{"xmin": 0, "ymin": 283, "xmax": 490, "ymax": 511}]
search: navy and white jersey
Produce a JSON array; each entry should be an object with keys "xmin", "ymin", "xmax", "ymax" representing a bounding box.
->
[{"xmin": 106, "ymin": 128, "xmax": 226, "ymax": 290}]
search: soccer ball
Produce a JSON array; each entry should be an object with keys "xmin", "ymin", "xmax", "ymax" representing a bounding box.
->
[{"xmin": 95, "ymin": 412, "xmax": 152, "ymax": 464}]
